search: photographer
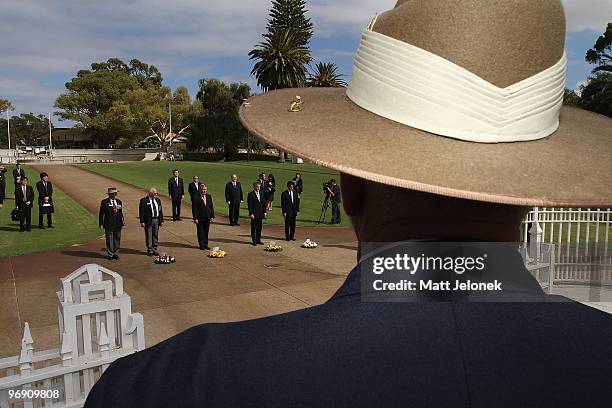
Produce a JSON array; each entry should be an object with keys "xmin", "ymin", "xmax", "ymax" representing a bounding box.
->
[{"xmin": 326, "ymin": 179, "xmax": 341, "ymax": 224}]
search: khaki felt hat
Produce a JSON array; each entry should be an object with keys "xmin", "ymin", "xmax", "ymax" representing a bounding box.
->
[
  {"xmin": 240, "ymin": 0, "xmax": 612, "ymax": 207},
  {"xmin": 107, "ymin": 188, "xmax": 118, "ymax": 194}
]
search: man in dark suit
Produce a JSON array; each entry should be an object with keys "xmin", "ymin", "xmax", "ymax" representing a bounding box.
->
[
  {"xmin": 139, "ymin": 187, "xmax": 164, "ymax": 256},
  {"xmin": 281, "ymin": 181, "xmax": 300, "ymax": 241},
  {"xmin": 187, "ymin": 176, "xmax": 201, "ymax": 202},
  {"xmin": 99, "ymin": 188, "xmax": 124, "ymax": 260},
  {"xmin": 15, "ymin": 177, "xmax": 34, "ymax": 232},
  {"xmin": 192, "ymin": 184, "xmax": 215, "ymax": 250},
  {"xmin": 167, "ymin": 169, "xmax": 184, "ymax": 221},
  {"xmin": 225, "ymin": 174, "xmax": 243, "ymax": 226},
  {"xmin": 247, "ymin": 181, "xmax": 266, "ymax": 246},
  {"xmin": 12, "ymin": 163, "xmax": 25, "ymax": 189},
  {"xmin": 36, "ymin": 172, "xmax": 54, "ymax": 229}
]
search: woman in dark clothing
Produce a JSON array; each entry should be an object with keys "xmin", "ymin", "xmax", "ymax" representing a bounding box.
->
[
  {"xmin": 0, "ymin": 165, "xmax": 6, "ymax": 208},
  {"xmin": 266, "ymin": 173, "xmax": 276, "ymax": 212},
  {"xmin": 292, "ymin": 173, "xmax": 303, "ymax": 198}
]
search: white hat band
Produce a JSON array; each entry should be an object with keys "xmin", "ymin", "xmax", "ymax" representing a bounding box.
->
[{"xmin": 346, "ymin": 22, "xmax": 567, "ymax": 143}]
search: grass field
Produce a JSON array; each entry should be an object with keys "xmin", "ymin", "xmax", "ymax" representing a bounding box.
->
[
  {"xmin": 80, "ymin": 161, "xmax": 350, "ymax": 227},
  {"xmin": 0, "ymin": 165, "xmax": 101, "ymax": 257}
]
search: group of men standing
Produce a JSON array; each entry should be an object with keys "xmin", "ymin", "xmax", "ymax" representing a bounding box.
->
[
  {"xmin": 3, "ymin": 163, "xmax": 55, "ymax": 232},
  {"xmin": 98, "ymin": 169, "xmax": 308, "ymax": 259}
]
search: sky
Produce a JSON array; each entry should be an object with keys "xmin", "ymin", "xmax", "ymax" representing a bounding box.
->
[{"xmin": 0, "ymin": 0, "xmax": 610, "ymax": 126}]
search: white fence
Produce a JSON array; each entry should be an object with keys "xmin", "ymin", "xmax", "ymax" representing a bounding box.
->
[
  {"xmin": 521, "ymin": 208, "xmax": 612, "ymax": 287},
  {"xmin": 0, "ymin": 264, "xmax": 145, "ymax": 408}
]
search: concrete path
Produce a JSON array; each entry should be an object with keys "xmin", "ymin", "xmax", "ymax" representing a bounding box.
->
[{"xmin": 0, "ymin": 165, "xmax": 357, "ymax": 358}]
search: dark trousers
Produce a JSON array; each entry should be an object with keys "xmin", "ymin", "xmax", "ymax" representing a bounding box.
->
[
  {"xmin": 0, "ymin": 180, "xmax": 5, "ymax": 204},
  {"xmin": 171, "ymin": 196, "xmax": 182, "ymax": 220},
  {"xmin": 331, "ymin": 200, "xmax": 341, "ymax": 224},
  {"xmin": 284, "ymin": 216, "xmax": 296, "ymax": 240},
  {"xmin": 196, "ymin": 220, "xmax": 210, "ymax": 249},
  {"xmin": 105, "ymin": 228, "xmax": 122, "ymax": 257},
  {"xmin": 19, "ymin": 206, "xmax": 32, "ymax": 231},
  {"xmin": 251, "ymin": 217, "xmax": 263, "ymax": 244},
  {"xmin": 38, "ymin": 209, "xmax": 53, "ymax": 227},
  {"xmin": 228, "ymin": 203, "xmax": 240, "ymax": 225},
  {"xmin": 144, "ymin": 219, "xmax": 160, "ymax": 254}
]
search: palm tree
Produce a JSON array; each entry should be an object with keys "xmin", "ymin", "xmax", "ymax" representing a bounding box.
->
[
  {"xmin": 306, "ymin": 62, "xmax": 347, "ymax": 87},
  {"xmin": 249, "ymin": 28, "xmax": 311, "ymax": 92}
]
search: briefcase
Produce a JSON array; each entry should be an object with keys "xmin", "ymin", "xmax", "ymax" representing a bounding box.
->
[
  {"xmin": 40, "ymin": 203, "xmax": 55, "ymax": 214},
  {"xmin": 11, "ymin": 208, "xmax": 24, "ymax": 222}
]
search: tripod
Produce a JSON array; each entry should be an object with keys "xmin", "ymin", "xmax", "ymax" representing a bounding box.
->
[{"xmin": 317, "ymin": 195, "xmax": 331, "ymax": 224}]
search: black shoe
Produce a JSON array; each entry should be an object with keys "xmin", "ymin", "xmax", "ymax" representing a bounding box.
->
[
  {"xmin": 257, "ymin": 241, "xmax": 264, "ymax": 245},
  {"xmin": 177, "ymin": 218, "xmax": 182, "ymax": 221},
  {"xmin": 251, "ymin": 243, "xmax": 257, "ymax": 246},
  {"xmin": 107, "ymin": 256, "xmax": 114, "ymax": 260},
  {"xmin": 285, "ymin": 238, "xmax": 291, "ymax": 241},
  {"xmin": 291, "ymin": 238, "xmax": 296, "ymax": 241},
  {"xmin": 147, "ymin": 252, "xmax": 154, "ymax": 257},
  {"xmin": 235, "ymin": 223, "xmax": 240, "ymax": 226},
  {"xmin": 113, "ymin": 254, "xmax": 119, "ymax": 260},
  {"xmin": 204, "ymin": 246, "xmax": 211, "ymax": 250},
  {"xmin": 47, "ymin": 225, "xmax": 54, "ymax": 228},
  {"xmin": 38, "ymin": 225, "xmax": 45, "ymax": 230}
]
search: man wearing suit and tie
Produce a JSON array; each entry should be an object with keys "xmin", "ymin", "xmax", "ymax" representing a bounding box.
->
[
  {"xmin": 188, "ymin": 176, "xmax": 201, "ymax": 202},
  {"xmin": 12, "ymin": 163, "xmax": 26, "ymax": 189},
  {"xmin": 167, "ymin": 169, "xmax": 185, "ymax": 221},
  {"xmin": 192, "ymin": 184, "xmax": 215, "ymax": 250},
  {"xmin": 281, "ymin": 181, "xmax": 300, "ymax": 241},
  {"xmin": 99, "ymin": 188, "xmax": 124, "ymax": 260},
  {"xmin": 247, "ymin": 182, "xmax": 266, "ymax": 246},
  {"xmin": 36, "ymin": 172, "xmax": 54, "ymax": 229},
  {"xmin": 139, "ymin": 187, "xmax": 164, "ymax": 256},
  {"xmin": 225, "ymin": 174, "xmax": 243, "ymax": 226},
  {"xmin": 15, "ymin": 177, "xmax": 34, "ymax": 232}
]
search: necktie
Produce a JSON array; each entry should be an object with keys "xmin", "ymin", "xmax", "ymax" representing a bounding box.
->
[
  {"xmin": 202, "ymin": 194, "xmax": 207, "ymax": 205},
  {"xmin": 290, "ymin": 191, "xmax": 293, "ymax": 203},
  {"xmin": 22, "ymin": 186, "xmax": 26, "ymax": 202},
  {"xmin": 112, "ymin": 200, "xmax": 118, "ymax": 213}
]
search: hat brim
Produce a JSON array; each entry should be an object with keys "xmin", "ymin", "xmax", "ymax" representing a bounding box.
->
[{"xmin": 240, "ymin": 87, "xmax": 612, "ymax": 207}]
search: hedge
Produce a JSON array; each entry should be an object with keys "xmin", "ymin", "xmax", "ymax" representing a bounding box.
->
[{"xmin": 182, "ymin": 152, "xmax": 280, "ymax": 162}]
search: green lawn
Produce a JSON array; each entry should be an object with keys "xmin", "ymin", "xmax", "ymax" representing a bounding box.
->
[
  {"xmin": 0, "ymin": 165, "xmax": 101, "ymax": 257},
  {"xmin": 80, "ymin": 161, "xmax": 350, "ymax": 227}
]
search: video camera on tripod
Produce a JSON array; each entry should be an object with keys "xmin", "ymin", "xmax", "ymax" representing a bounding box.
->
[{"xmin": 322, "ymin": 181, "xmax": 332, "ymax": 195}]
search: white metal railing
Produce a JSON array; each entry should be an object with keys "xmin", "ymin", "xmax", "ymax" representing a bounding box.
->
[
  {"xmin": 521, "ymin": 208, "xmax": 612, "ymax": 286},
  {"xmin": 0, "ymin": 264, "xmax": 144, "ymax": 408}
]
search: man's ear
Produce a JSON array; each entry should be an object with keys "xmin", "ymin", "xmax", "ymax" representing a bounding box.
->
[{"xmin": 340, "ymin": 173, "xmax": 365, "ymax": 216}]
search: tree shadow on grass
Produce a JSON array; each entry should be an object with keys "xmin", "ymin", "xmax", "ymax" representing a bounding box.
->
[
  {"xmin": 60, "ymin": 250, "xmax": 108, "ymax": 259},
  {"xmin": 158, "ymin": 241, "xmax": 200, "ymax": 250}
]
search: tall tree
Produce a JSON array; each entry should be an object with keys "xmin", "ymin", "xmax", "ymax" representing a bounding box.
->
[
  {"xmin": 251, "ymin": 0, "xmax": 313, "ymax": 162},
  {"xmin": 586, "ymin": 23, "xmax": 612, "ymax": 74},
  {"xmin": 563, "ymin": 88, "xmax": 582, "ymax": 107},
  {"xmin": 580, "ymin": 23, "xmax": 612, "ymax": 118},
  {"xmin": 266, "ymin": 0, "xmax": 313, "ymax": 48},
  {"xmin": 0, "ymin": 113, "xmax": 51, "ymax": 147},
  {"xmin": 55, "ymin": 58, "xmax": 165, "ymax": 146},
  {"xmin": 249, "ymin": 28, "xmax": 310, "ymax": 91},
  {"xmin": 306, "ymin": 62, "xmax": 347, "ymax": 87},
  {"xmin": 191, "ymin": 79, "xmax": 251, "ymax": 157}
]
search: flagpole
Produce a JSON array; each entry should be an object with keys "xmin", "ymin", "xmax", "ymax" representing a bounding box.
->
[
  {"xmin": 48, "ymin": 112, "xmax": 53, "ymax": 156},
  {"xmin": 169, "ymin": 103, "xmax": 172, "ymax": 147},
  {"xmin": 5, "ymin": 111, "xmax": 9, "ymax": 151}
]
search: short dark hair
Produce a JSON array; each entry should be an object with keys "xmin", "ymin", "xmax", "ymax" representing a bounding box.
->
[
  {"xmin": 259, "ymin": 173, "xmax": 264, "ymax": 178},
  {"xmin": 287, "ymin": 181, "xmax": 295, "ymax": 188},
  {"xmin": 330, "ymin": 179, "xmax": 336, "ymax": 183},
  {"xmin": 40, "ymin": 172, "xmax": 48, "ymax": 179},
  {"xmin": 22, "ymin": 176, "xmax": 28, "ymax": 181},
  {"xmin": 173, "ymin": 169, "xmax": 179, "ymax": 173}
]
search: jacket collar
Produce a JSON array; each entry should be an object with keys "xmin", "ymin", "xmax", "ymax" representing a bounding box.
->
[{"xmin": 328, "ymin": 242, "xmax": 545, "ymax": 303}]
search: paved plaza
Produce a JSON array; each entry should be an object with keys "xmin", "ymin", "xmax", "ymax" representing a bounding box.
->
[{"xmin": 0, "ymin": 165, "xmax": 358, "ymax": 357}]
